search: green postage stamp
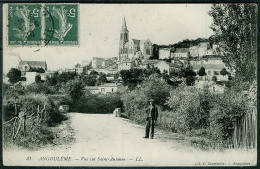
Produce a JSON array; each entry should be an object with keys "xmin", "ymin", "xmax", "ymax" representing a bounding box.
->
[
  {"xmin": 8, "ymin": 4, "xmax": 42, "ymax": 45},
  {"xmin": 7, "ymin": 3, "xmax": 79, "ymax": 46},
  {"xmin": 44, "ymin": 4, "xmax": 79, "ymax": 45}
]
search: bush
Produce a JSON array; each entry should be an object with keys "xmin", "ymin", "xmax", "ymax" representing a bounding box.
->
[
  {"xmin": 25, "ymin": 83, "xmax": 56, "ymax": 94},
  {"xmin": 166, "ymin": 86, "xmax": 214, "ymax": 133},
  {"xmin": 208, "ymin": 89, "xmax": 248, "ymax": 147},
  {"xmin": 7, "ymin": 68, "xmax": 21, "ymax": 84},
  {"xmin": 121, "ymin": 73, "xmax": 171, "ymax": 123},
  {"xmin": 3, "ymin": 83, "xmax": 67, "ymax": 149},
  {"xmin": 72, "ymin": 91, "xmax": 122, "ymax": 114}
]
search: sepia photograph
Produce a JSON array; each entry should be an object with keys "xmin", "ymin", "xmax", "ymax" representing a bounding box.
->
[{"xmin": 2, "ymin": 3, "xmax": 257, "ymax": 166}]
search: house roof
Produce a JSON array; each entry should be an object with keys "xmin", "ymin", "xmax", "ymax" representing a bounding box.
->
[
  {"xmin": 199, "ymin": 42, "xmax": 210, "ymax": 48},
  {"xmin": 192, "ymin": 64, "xmax": 225, "ymax": 70},
  {"xmin": 84, "ymin": 86, "xmax": 99, "ymax": 90},
  {"xmin": 18, "ymin": 61, "xmax": 46, "ymax": 67},
  {"xmin": 131, "ymin": 39, "xmax": 140, "ymax": 44},
  {"xmin": 172, "ymin": 59, "xmax": 184, "ymax": 65},
  {"xmin": 189, "ymin": 45, "xmax": 199, "ymax": 49},
  {"xmin": 142, "ymin": 60, "xmax": 159, "ymax": 65},
  {"xmin": 99, "ymin": 83, "xmax": 118, "ymax": 87},
  {"xmin": 140, "ymin": 39, "xmax": 152, "ymax": 45},
  {"xmin": 155, "ymin": 61, "xmax": 182, "ymax": 68},
  {"xmin": 166, "ymin": 62, "xmax": 183, "ymax": 68},
  {"xmin": 174, "ymin": 48, "xmax": 189, "ymax": 53},
  {"xmin": 122, "ymin": 60, "xmax": 134, "ymax": 63},
  {"xmin": 107, "ymin": 65, "xmax": 118, "ymax": 69}
]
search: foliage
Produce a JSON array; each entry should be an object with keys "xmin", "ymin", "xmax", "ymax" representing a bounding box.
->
[
  {"xmin": 35, "ymin": 75, "xmax": 42, "ymax": 83},
  {"xmin": 120, "ymin": 67, "xmax": 165, "ymax": 89},
  {"xmin": 208, "ymin": 89, "xmax": 248, "ymax": 147},
  {"xmin": 89, "ymin": 70, "xmax": 98, "ymax": 75},
  {"xmin": 45, "ymin": 72, "xmax": 58, "ymax": 86},
  {"xmin": 177, "ymin": 66, "xmax": 196, "ymax": 86},
  {"xmin": 166, "ymin": 86, "xmax": 213, "ymax": 133},
  {"xmin": 211, "ymin": 76, "xmax": 217, "ymax": 82},
  {"xmin": 64, "ymin": 79, "xmax": 84, "ymax": 101},
  {"xmin": 120, "ymin": 68, "xmax": 144, "ymax": 89},
  {"xmin": 82, "ymin": 74, "xmax": 97, "ymax": 86},
  {"xmin": 75, "ymin": 63, "xmax": 81, "ymax": 67},
  {"xmin": 48, "ymin": 94, "xmax": 72, "ymax": 106},
  {"xmin": 25, "ymin": 83, "xmax": 56, "ymax": 95},
  {"xmin": 220, "ymin": 68, "xmax": 229, "ymax": 76},
  {"xmin": 73, "ymin": 91, "xmax": 123, "ymax": 114},
  {"xmin": 150, "ymin": 44, "xmax": 159, "ymax": 60},
  {"xmin": 121, "ymin": 74, "xmax": 171, "ymax": 122},
  {"xmin": 186, "ymin": 76, "xmax": 195, "ymax": 86},
  {"xmin": 97, "ymin": 73, "xmax": 107, "ymax": 85},
  {"xmin": 198, "ymin": 66, "xmax": 206, "ymax": 76},
  {"xmin": 3, "ymin": 90, "xmax": 67, "ymax": 149},
  {"xmin": 209, "ymin": 4, "xmax": 257, "ymax": 82},
  {"xmin": 7, "ymin": 68, "xmax": 22, "ymax": 84},
  {"xmin": 57, "ymin": 72, "xmax": 77, "ymax": 84},
  {"xmin": 82, "ymin": 66, "xmax": 87, "ymax": 75},
  {"xmin": 19, "ymin": 77, "xmax": 26, "ymax": 82}
]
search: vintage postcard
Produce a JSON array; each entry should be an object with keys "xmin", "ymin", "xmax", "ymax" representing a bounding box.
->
[{"xmin": 2, "ymin": 3, "xmax": 257, "ymax": 167}]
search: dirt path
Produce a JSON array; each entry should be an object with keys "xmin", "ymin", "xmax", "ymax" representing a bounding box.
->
[{"xmin": 3, "ymin": 113, "xmax": 257, "ymax": 166}]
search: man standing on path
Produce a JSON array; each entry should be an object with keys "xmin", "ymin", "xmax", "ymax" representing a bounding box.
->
[{"xmin": 144, "ymin": 99, "xmax": 158, "ymax": 139}]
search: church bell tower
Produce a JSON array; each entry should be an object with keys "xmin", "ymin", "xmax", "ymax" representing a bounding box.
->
[{"xmin": 119, "ymin": 16, "xmax": 129, "ymax": 61}]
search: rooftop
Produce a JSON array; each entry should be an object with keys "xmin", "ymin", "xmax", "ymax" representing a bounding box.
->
[
  {"xmin": 174, "ymin": 48, "xmax": 189, "ymax": 53},
  {"xmin": 99, "ymin": 83, "xmax": 118, "ymax": 87},
  {"xmin": 18, "ymin": 61, "xmax": 47, "ymax": 67},
  {"xmin": 131, "ymin": 39, "xmax": 140, "ymax": 44},
  {"xmin": 192, "ymin": 64, "xmax": 225, "ymax": 70},
  {"xmin": 142, "ymin": 60, "xmax": 159, "ymax": 65}
]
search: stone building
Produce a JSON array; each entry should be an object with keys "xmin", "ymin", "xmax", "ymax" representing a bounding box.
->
[
  {"xmin": 118, "ymin": 17, "xmax": 152, "ymax": 62},
  {"xmin": 172, "ymin": 48, "xmax": 190, "ymax": 59},
  {"xmin": 18, "ymin": 61, "xmax": 47, "ymax": 75}
]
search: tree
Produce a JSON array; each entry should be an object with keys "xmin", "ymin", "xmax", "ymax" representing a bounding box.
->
[
  {"xmin": 46, "ymin": 75, "xmax": 57, "ymax": 86},
  {"xmin": 120, "ymin": 69, "xmax": 143, "ymax": 89},
  {"xmin": 198, "ymin": 66, "xmax": 206, "ymax": 76},
  {"xmin": 35, "ymin": 75, "xmax": 42, "ymax": 83},
  {"xmin": 82, "ymin": 66, "xmax": 87, "ymax": 75},
  {"xmin": 178, "ymin": 66, "xmax": 196, "ymax": 86},
  {"xmin": 89, "ymin": 70, "xmax": 98, "ymax": 75},
  {"xmin": 83, "ymin": 75, "xmax": 97, "ymax": 86},
  {"xmin": 57, "ymin": 72, "xmax": 77, "ymax": 83},
  {"xmin": 186, "ymin": 76, "xmax": 195, "ymax": 86},
  {"xmin": 65, "ymin": 79, "xmax": 84, "ymax": 101},
  {"xmin": 209, "ymin": 4, "xmax": 257, "ymax": 82},
  {"xmin": 7, "ymin": 68, "xmax": 21, "ymax": 84},
  {"xmin": 150, "ymin": 44, "xmax": 159, "ymax": 60},
  {"xmin": 97, "ymin": 73, "xmax": 107, "ymax": 85},
  {"xmin": 212, "ymin": 76, "xmax": 217, "ymax": 82},
  {"xmin": 114, "ymin": 73, "xmax": 119, "ymax": 79},
  {"xmin": 75, "ymin": 63, "xmax": 81, "ymax": 67},
  {"xmin": 220, "ymin": 68, "xmax": 229, "ymax": 76}
]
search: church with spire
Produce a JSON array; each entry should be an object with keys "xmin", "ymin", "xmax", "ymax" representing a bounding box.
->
[{"xmin": 118, "ymin": 17, "xmax": 153, "ymax": 62}]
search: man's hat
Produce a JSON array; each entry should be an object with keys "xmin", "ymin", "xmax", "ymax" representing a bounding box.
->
[{"xmin": 149, "ymin": 99, "xmax": 155, "ymax": 102}]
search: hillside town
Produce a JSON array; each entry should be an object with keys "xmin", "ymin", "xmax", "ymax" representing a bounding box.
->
[
  {"xmin": 7, "ymin": 17, "xmax": 231, "ymax": 95},
  {"xmin": 3, "ymin": 4, "xmax": 257, "ymax": 163}
]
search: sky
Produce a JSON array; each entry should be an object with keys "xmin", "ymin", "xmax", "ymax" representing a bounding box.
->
[{"xmin": 3, "ymin": 4, "xmax": 214, "ymax": 74}]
